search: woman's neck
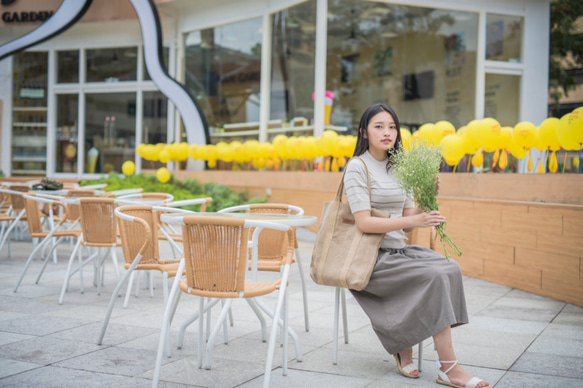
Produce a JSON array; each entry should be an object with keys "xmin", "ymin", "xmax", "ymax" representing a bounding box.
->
[{"xmin": 368, "ymin": 148, "xmax": 388, "ymax": 162}]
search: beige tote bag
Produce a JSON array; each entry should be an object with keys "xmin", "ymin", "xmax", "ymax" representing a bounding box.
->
[{"xmin": 310, "ymin": 157, "xmax": 390, "ymax": 291}]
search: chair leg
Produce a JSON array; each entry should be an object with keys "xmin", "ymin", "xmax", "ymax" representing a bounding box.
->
[
  {"xmin": 220, "ymin": 300, "xmax": 228, "ymax": 344},
  {"xmin": 176, "ymin": 298, "xmax": 220, "ymax": 349},
  {"xmin": 58, "ymin": 240, "xmax": 83, "ymax": 304},
  {"xmin": 13, "ymin": 235, "xmax": 54, "ymax": 292},
  {"xmin": 150, "ymin": 270, "xmax": 155, "ymax": 297},
  {"xmin": 123, "ymin": 271, "xmax": 136, "ymax": 308},
  {"xmin": 294, "ymin": 247, "xmax": 310, "ymax": 332},
  {"xmin": 418, "ymin": 340, "xmax": 424, "ymax": 372},
  {"xmin": 246, "ymin": 298, "xmax": 267, "ymax": 342},
  {"xmin": 0, "ymin": 210, "xmax": 24, "ymax": 256},
  {"xmin": 333, "ymin": 287, "xmax": 340, "ymax": 365},
  {"xmin": 204, "ymin": 298, "xmax": 232, "ymax": 370},
  {"xmin": 263, "ymin": 264, "xmax": 291, "ymax": 388},
  {"xmin": 341, "ymin": 287, "xmax": 349, "ymax": 344},
  {"xmin": 35, "ymin": 236, "xmax": 67, "ymax": 284},
  {"xmin": 198, "ymin": 296, "xmax": 204, "ymax": 369},
  {"xmin": 152, "ymin": 260, "xmax": 185, "ymax": 388}
]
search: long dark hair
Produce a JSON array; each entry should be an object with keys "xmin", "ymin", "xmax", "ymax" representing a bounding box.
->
[{"xmin": 352, "ymin": 103, "xmax": 403, "ymax": 171}]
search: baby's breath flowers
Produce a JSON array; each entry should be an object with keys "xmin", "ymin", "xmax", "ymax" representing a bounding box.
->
[{"xmin": 390, "ymin": 139, "xmax": 462, "ymax": 259}]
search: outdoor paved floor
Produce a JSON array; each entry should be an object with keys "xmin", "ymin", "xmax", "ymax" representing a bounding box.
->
[{"xmin": 0, "ymin": 229, "xmax": 582, "ymax": 388}]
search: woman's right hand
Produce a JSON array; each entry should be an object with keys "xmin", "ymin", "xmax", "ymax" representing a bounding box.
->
[{"xmin": 411, "ymin": 210, "xmax": 445, "ymax": 228}]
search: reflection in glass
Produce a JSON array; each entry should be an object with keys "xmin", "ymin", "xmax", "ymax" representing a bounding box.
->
[
  {"xmin": 485, "ymin": 14, "xmax": 523, "ymax": 62},
  {"xmin": 56, "ymin": 94, "xmax": 79, "ymax": 173},
  {"xmin": 326, "ymin": 1, "xmax": 478, "ymax": 132},
  {"xmin": 11, "ymin": 51, "xmax": 48, "ymax": 175},
  {"xmin": 84, "ymin": 93, "xmax": 136, "ymax": 174},
  {"xmin": 57, "ymin": 50, "xmax": 79, "ymax": 83},
  {"xmin": 184, "ymin": 17, "xmax": 263, "ymax": 138},
  {"xmin": 86, "ymin": 47, "xmax": 138, "ymax": 83},
  {"xmin": 270, "ymin": 0, "xmax": 316, "ymax": 136},
  {"xmin": 141, "ymin": 91, "xmax": 168, "ymax": 169},
  {"xmin": 485, "ymin": 73, "xmax": 519, "ymax": 127}
]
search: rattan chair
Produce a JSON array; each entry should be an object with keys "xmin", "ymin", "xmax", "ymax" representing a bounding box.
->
[
  {"xmin": 58, "ymin": 197, "xmax": 121, "ymax": 304},
  {"xmin": 152, "ymin": 215, "xmax": 297, "ymax": 388},
  {"xmin": 0, "ymin": 185, "xmax": 30, "ymax": 257},
  {"xmin": 218, "ymin": 203, "xmax": 310, "ymax": 332},
  {"xmin": 13, "ymin": 194, "xmax": 82, "ymax": 292},
  {"xmin": 97, "ymin": 204, "xmax": 187, "ymax": 345},
  {"xmin": 331, "ymin": 228, "xmax": 435, "ymax": 370}
]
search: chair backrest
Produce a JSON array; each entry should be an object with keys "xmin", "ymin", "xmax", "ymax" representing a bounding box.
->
[
  {"xmin": 247, "ymin": 204, "xmax": 293, "ymax": 261},
  {"xmin": 23, "ymin": 194, "xmax": 44, "ymax": 237},
  {"xmin": 9, "ymin": 185, "xmax": 29, "ymax": 212},
  {"xmin": 181, "ymin": 216, "xmax": 248, "ymax": 297},
  {"xmin": 65, "ymin": 190, "xmax": 96, "ymax": 222},
  {"xmin": 116, "ymin": 205, "xmax": 160, "ymax": 265},
  {"xmin": 79, "ymin": 198, "xmax": 118, "ymax": 246}
]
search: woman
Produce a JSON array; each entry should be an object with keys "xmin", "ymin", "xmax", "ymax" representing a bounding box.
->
[{"xmin": 343, "ymin": 103, "xmax": 489, "ymax": 388}]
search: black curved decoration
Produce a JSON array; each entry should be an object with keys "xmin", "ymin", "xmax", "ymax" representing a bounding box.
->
[
  {"xmin": 0, "ymin": 0, "xmax": 92, "ymax": 61},
  {"xmin": 129, "ymin": 0, "xmax": 209, "ymax": 146}
]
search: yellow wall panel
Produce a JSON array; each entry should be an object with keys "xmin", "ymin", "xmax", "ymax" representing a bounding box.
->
[{"xmin": 515, "ymin": 247, "xmax": 579, "ymax": 274}]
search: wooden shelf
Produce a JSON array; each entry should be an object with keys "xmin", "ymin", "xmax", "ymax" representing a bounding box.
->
[{"xmin": 12, "ymin": 107, "xmax": 47, "ymax": 112}]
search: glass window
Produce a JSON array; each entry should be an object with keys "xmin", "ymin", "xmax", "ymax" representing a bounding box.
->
[
  {"xmin": 326, "ymin": 1, "xmax": 478, "ymax": 133},
  {"xmin": 485, "ymin": 14, "xmax": 523, "ymax": 63},
  {"xmin": 270, "ymin": 0, "xmax": 317, "ymax": 137},
  {"xmin": 484, "ymin": 73, "xmax": 520, "ymax": 126},
  {"xmin": 143, "ymin": 47, "xmax": 169, "ymax": 81},
  {"xmin": 184, "ymin": 17, "xmax": 263, "ymax": 139},
  {"xmin": 141, "ymin": 91, "xmax": 168, "ymax": 169},
  {"xmin": 57, "ymin": 50, "xmax": 79, "ymax": 83},
  {"xmin": 86, "ymin": 47, "xmax": 138, "ymax": 83},
  {"xmin": 11, "ymin": 51, "xmax": 48, "ymax": 175},
  {"xmin": 56, "ymin": 94, "xmax": 79, "ymax": 173},
  {"xmin": 84, "ymin": 93, "xmax": 136, "ymax": 174}
]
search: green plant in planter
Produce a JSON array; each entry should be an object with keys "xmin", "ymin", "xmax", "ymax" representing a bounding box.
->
[{"xmin": 80, "ymin": 173, "xmax": 266, "ymax": 212}]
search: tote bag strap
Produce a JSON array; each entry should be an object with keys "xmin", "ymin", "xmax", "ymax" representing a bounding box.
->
[{"xmin": 335, "ymin": 157, "xmax": 372, "ymax": 203}]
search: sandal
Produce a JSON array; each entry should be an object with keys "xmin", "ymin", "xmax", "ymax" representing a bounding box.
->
[
  {"xmin": 393, "ymin": 353, "xmax": 420, "ymax": 378},
  {"xmin": 436, "ymin": 360, "xmax": 489, "ymax": 388}
]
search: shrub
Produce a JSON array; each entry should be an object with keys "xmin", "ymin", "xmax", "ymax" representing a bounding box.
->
[{"xmin": 80, "ymin": 173, "xmax": 266, "ymax": 211}]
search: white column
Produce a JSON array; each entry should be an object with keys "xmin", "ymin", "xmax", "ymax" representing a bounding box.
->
[
  {"xmin": 313, "ymin": 0, "xmax": 328, "ymax": 138},
  {"xmin": 46, "ymin": 50, "xmax": 56, "ymax": 177},
  {"xmin": 474, "ymin": 11, "xmax": 486, "ymax": 120},
  {"xmin": 521, "ymin": 0, "xmax": 550, "ymax": 124},
  {"xmin": 259, "ymin": 13, "xmax": 273, "ymax": 143},
  {"xmin": 77, "ymin": 48, "xmax": 86, "ymax": 177}
]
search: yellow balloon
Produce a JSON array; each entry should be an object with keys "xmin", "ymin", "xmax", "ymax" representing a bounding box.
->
[
  {"xmin": 189, "ymin": 144, "xmax": 199, "ymax": 160},
  {"xmin": 417, "ymin": 123, "xmax": 435, "ymax": 144},
  {"xmin": 321, "ymin": 130, "xmax": 338, "ymax": 156},
  {"xmin": 472, "ymin": 151, "xmax": 484, "ymax": 168},
  {"xmin": 513, "ymin": 121, "xmax": 536, "ymax": 150},
  {"xmin": 568, "ymin": 106, "xmax": 583, "ymax": 144},
  {"xmin": 432, "ymin": 121, "xmax": 456, "ymax": 146},
  {"xmin": 464, "ymin": 120, "xmax": 481, "ymax": 154},
  {"xmin": 509, "ymin": 134, "xmax": 528, "ymax": 159},
  {"xmin": 207, "ymin": 159, "xmax": 217, "ymax": 168},
  {"xmin": 498, "ymin": 127, "xmax": 513, "ymax": 150},
  {"xmin": 156, "ymin": 167, "xmax": 170, "ymax": 183},
  {"xmin": 533, "ymin": 127, "xmax": 547, "ymax": 152},
  {"xmin": 159, "ymin": 149, "xmax": 171, "ymax": 164},
  {"xmin": 400, "ymin": 128, "xmax": 412, "ymax": 149},
  {"xmin": 273, "ymin": 135, "xmax": 288, "ymax": 159},
  {"xmin": 476, "ymin": 118, "xmax": 501, "ymax": 152},
  {"xmin": 557, "ymin": 114, "xmax": 581, "ymax": 150},
  {"xmin": 143, "ymin": 144, "xmax": 157, "ymax": 161},
  {"xmin": 122, "ymin": 160, "xmax": 135, "ymax": 176},
  {"xmin": 440, "ymin": 134, "xmax": 465, "ymax": 162},
  {"xmin": 539, "ymin": 117, "xmax": 561, "ymax": 151},
  {"xmin": 177, "ymin": 142, "xmax": 189, "ymax": 161},
  {"xmin": 136, "ymin": 143, "xmax": 147, "ymax": 158}
]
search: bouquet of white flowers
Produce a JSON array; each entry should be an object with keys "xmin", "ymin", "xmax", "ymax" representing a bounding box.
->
[{"xmin": 390, "ymin": 139, "xmax": 462, "ymax": 259}]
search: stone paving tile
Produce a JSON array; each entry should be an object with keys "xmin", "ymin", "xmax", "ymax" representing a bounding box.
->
[
  {"xmin": 464, "ymin": 315, "xmax": 549, "ymax": 335},
  {"xmin": 240, "ymin": 367, "xmax": 374, "ymax": 387},
  {"xmin": 0, "ymin": 331, "xmax": 33, "ymax": 346},
  {"xmin": 55, "ymin": 345, "xmax": 175, "ymax": 377},
  {"xmin": 0, "ymin": 336, "xmax": 101, "ymax": 364},
  {"xmin": 510, "ymin": 352, "xmax": 583, "ymax": 379},
  {"xmin": 47, "ymin": 321, "xmax": 160, "ymax": 347},
  {"xmin": 145, "ymin": 356, "xmax": 267, "ymax": 387},
  {"xmin": 0, "ymin": 365, "xmax": 155, "ymax": 388},
  {"xmin": 495, "ymin": 371, "xmax": 582, "ymax": 388},
  {"xmin": 0, "ymin": 358, "xmax": 42, "ymax": 379},
  {"xmin": 0, "ymin": 313, "xmax": 92, "ymax": 336},
  {"xmin": 476, "ymin": 304, "xmax": 561, "ymax": 323},
  {"xmin": 526, "ymin": 335, "xmax": 583, "ymax": 358}
]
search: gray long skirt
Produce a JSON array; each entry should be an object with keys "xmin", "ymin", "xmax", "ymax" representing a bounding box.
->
[{"xmin": 349, "ymin": 245, "xmax": 468, "ymax": 355}]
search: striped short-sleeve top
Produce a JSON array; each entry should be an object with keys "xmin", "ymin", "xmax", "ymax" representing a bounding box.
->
[{"xmin": 343, "ymin": 151, "xmax": 415, "ymax": 249}]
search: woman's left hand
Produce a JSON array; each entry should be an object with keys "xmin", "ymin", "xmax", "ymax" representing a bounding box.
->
[{"xmin": 435, "ymin": 176, "xmax": 441, "ymax": 195}]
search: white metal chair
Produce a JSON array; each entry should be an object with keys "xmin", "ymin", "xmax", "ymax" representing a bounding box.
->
[
  {"xmin": 152, "ymin": 214, "xmax": 298, "ymax": 388},
  {"xmin": 218, "ymin": 203, "xmax": 311, "ymax": 332}
]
